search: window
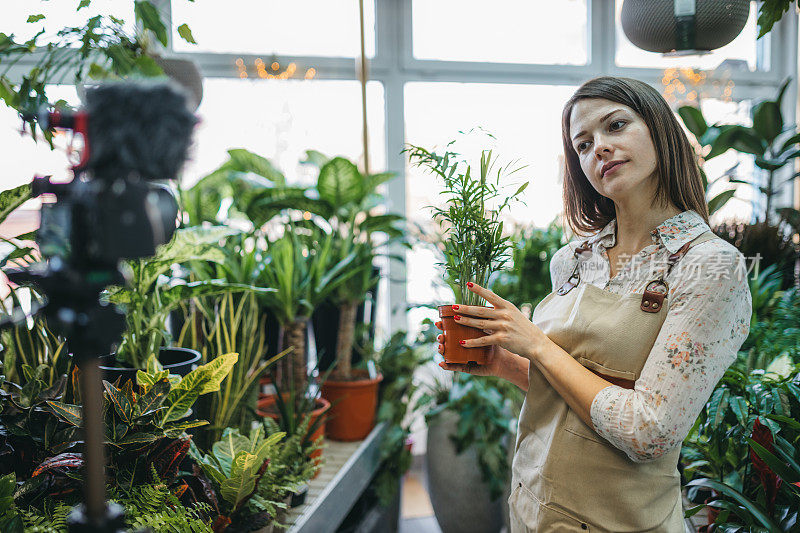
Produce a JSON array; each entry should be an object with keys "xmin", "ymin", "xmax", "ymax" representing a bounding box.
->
[
  {"xmin": 697, "ymin": 98, "xmax": 757, "ymax": 225},
  {"xmin": 615, "ymin": 0, "xmax": 762, "ymax": 71},
  {"xmin": 412, "ymin": 0, "xmax": 588, "ymax": 64},
  {"xmin": 0, "ymin": 86, "xmax": 81, "ymax": 192},
  {"xmin": 184, "ymin": 79, "xmax": 384, "ymax": 185},
  {"xmin": 171, "ymin": 0, "xmax": 376, "ymax": 57}
]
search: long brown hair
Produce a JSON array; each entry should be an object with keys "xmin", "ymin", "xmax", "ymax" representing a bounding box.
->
[{"xmin": 560, "ymin": 76, "xmax": 709, "ymax": 236}]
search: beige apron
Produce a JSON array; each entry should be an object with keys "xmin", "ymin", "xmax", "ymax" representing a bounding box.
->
[{"xmin": 509, "ymin": 230, "xmax": 718, "ymax": 532}]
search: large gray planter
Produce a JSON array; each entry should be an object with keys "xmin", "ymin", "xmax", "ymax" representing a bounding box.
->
[{"xmin": 425, "ymin": 409, "xmax": 504, "ymax": 533}]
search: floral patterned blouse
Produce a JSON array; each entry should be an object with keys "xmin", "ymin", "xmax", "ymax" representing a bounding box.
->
[{"xmin": 548, "ymin": 209, "xmax": 752, "ymax": 462}]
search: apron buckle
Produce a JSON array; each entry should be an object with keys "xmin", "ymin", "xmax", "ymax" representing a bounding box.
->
[{"xmin": 641, "ymin": 279, "xmax": 668, "ymax": 313}]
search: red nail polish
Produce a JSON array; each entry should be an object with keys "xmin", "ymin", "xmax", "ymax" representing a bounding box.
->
[
  {"xmin": 467, "ymin": 282, "xmax": 474, "ymax": 288},
  {"xmin": 454, "ymin": 315, "xmax": 461, "ymax": 320},
  {"xmin": 459, "ymin": 340, "xmax": 465, "ymax": 345},
  {"xmin": 452, "ymin": 305, "xmax": 459, "ymax": 310}
]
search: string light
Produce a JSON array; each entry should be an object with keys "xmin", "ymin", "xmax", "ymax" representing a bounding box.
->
[
  {"xmin": 661, "ymin": 67, "xmax": 733, "ymax": 106},
  {"xmin": 235, "ymin": 58, "xmax": 247, "ymax": 79},
  {"xmin": 234, "ymin": 58, "xmax": 312, "ymax": 81}
]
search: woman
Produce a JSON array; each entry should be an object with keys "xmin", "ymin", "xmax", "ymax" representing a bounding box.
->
[{"xmin": 435, "ymin": 76, "xmax": 752, "ymax": 532}]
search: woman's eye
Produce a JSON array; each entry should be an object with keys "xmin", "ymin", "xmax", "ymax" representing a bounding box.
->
[
  {"xmin": 610, "ymin": 119, "xmax": 626, "ymax": 131},
  {"xmin": 577, "ymin": 141, "xmax": 589, "ymax": 152}
]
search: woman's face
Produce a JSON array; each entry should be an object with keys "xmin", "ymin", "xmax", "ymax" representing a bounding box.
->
[{"xmin": 568, "ymin": 98, "xmax": 659, "ymax": 204}]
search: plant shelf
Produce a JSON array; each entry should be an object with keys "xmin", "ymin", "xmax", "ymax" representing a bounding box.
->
[{"xmin": 286, "ymin": 422, "xmax": 387, "ymax": 532}]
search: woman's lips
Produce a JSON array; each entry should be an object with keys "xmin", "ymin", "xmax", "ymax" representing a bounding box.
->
[{"xmin": 602, "ymin": 161, "xmax": 626, "ymax": 177}]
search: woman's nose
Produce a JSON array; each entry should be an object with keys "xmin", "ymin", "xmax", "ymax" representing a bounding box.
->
[{"xmin": 594, "ymin": 139, "xmax": 612, "ymax": 159}]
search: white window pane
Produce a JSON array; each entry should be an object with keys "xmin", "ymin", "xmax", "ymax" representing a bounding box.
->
[
  {"xmin": 404, "ymin": 83, "xmax": 577, "ymax": 306},
  {"xmin": 184, "ymin": 79, "xmax": 384, "ymax": 186},
  {"xmin": 616, "ymin": 0, "xmax": 760, "ymax": 71},
  {"xmin": 412, "ymin": 0, "xmax": 588, "ymax": 64},
  {"xmin": 3, "ymin": 1, "xmax": 135, "ymax": 44},
  {"xmin": 696, "ymin": 99, "xmax": 756, "ymax": 225},
  {"xmin": 1, "ymin": 86, "xmax": 81, "ymax": 192},
  {"xmin": 172, "ymin": 1, "xmax": 375, "ymax": 57}
]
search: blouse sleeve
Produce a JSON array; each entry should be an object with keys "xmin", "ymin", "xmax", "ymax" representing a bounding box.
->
[{"xmin": 589, "ymin": 244, "xmax": 752, "ymax": 463}]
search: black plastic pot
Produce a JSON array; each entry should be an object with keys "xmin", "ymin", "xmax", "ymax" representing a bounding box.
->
[
  {"xmin": 98, "ymin": 347, "xmax": 201, "ymax": 385},
  {"xmin": 290, "ymin": 483, "xmax": 308, "ymax": 508},
  {"xmin": 262, "ymin": 307, "xmax": 281, "ymax": 359},
  {"xmin": 312, "ymin": 267, "xmax": 380, "ymax": 371}
]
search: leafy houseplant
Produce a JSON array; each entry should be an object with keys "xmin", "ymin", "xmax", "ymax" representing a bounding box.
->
[
  {"xmin": 1, "ymin": 470, "xmax": 215, "ymax": 533},
  {"xmin": 256, "ymin": 417, "xmax": 317, "ymax": 523},
  {"xmin": 290, "ymin": 154, "xmax": 405, "ymax": 442},
  {"xmin": 680, "ymin": 357, "xmax": 800, "ymax": 530},
  {"xmin": 712, "ymin": 219, "xmax": 798, "ymax": 290},
  {"xmin": 0, "ymin": 185, "xmax": 70, "ymax": 389},
  {"xmin": 178, "ymin": 290, "xmax": 289, "ymax": 447},
  {"xmin": 191, "ymin": 427, "xmax": 284, "ymax": 532},
  {"xmin": 405, "ymin": 142, "xmax": 528, "ymax": 364},
  {"xmin": 0, "ymin": 371, "xmax": 81, "ymax": 481},
  {"xmin": 421, "ymin": 372, "xmax": 520, "ymax": 533},
  {"xmin": 491, "ymin": 219, "xmax": 566, "ymax": 313},
  {"xmin": 305, "ymin": 155, "xmax": 404, "ymax": 380},
  {"xmin": 105, "ymin": 225, "xmax": 269, "ymax": 370},
  {"xmin": 678, "ymin": 79, "xmax": 800, "ymax": 229},
  {"xmin": 41, "ymin": 352, "xmax": 238, "ymax": 488},
  {"xmin": 176, "ymin": 232, "xmax": 291, "ymax": 446},
  {"xmin": 256, "ymin": 368, "xmax": 329, "ymax": 479}
]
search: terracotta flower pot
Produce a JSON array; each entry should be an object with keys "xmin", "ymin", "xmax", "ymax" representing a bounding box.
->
[
  {"xmin": 256, "ymin": 395, "xmax": 330, "ymax": 473},
  {"xmin": 438, "ymin": 305, "xmax": 490, "ymax": 365},
  {"xmin": 259, "ymin": 374, "xmax": 276, "ymax": 398},
  {"xmin": 321, "ymin": 369, "xmax": 383, "ymax": 442},
  {"xmin": 704, "ymin": 489, "xmax": 722, "ymax": 527}
]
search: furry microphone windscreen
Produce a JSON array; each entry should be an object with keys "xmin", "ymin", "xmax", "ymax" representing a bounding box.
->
[{"xmin": 84, "ymin": 82, "xmax": 198, "ymax": 181}]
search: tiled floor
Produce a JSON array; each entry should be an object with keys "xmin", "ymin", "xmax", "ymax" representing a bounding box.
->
[{"xmin": 399, "ymin": 458, "xmax": 442, "ymax": 533}]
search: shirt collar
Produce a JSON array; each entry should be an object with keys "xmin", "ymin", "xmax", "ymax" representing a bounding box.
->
[{"xmin": 594, "ymin": 209, "xmax": 710, "ymax": 254}]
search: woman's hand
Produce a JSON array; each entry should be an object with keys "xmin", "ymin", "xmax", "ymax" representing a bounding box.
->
[
  {"xmin": 449, "ymin": 282, "xmax": 548, "ymax": 361},
  {"xmin": 436, "ymin": 320, "xmax": 531, "ymax": 390},
  {"xmin": 435, "ymin": 321, "xmax": 514, "ymax": 376}
]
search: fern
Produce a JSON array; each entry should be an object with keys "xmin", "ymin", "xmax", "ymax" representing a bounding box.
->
[
  {"xmin": 19, "ymin": 499, "xmax": 71, "ymax": 532},
  {"xmin": 109, "ymin": 467, "xmax": 213, "ymax": 533}
]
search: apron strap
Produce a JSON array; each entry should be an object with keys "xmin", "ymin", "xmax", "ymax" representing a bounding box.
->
[
  {"xmin": 641, "ymin": 230, "xmax": 717, "ymax": 313},
  {"xmin": 555, "ymin": 235, "xmax": 603, "ymax": 296}
]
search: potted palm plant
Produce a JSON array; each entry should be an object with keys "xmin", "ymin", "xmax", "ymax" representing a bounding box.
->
[
  {"xmin": 319, "ymin": 240, "xmax": 384, "ymax": 441},
  {"xmin": 405, "ymin": 142, "xmax": 528, "ymax": 364},
  {"xmin": 303, "ymin": 156, "xmax": 406, "ymax": 441},
  {"xmin": 257, "ymin": 223, "xmax": 362, "ymax": 398},
  {"xmin": 301, "ymin": 154, "xmax": 404, "ymax": 371}
]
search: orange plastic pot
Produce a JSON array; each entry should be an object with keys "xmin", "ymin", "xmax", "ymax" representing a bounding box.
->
[
  {"xmin": 259, "ymin": 374, "xmax": 276, "ymax": 398},
  {"xmin": 438, "ymin": 305, "xmax": 490, "ymax": 364},
  {"xmin": 321, "ymin": 369, "xmax": 383, "ymax": 442},
  {"xmin": 256, "ymin": 395, "xmax": 330, "ymax": 473}
]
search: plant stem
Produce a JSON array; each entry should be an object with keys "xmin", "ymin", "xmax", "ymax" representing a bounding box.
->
[{"xmin": 332, "ymin": 300, "xmax": 358, "ymax": 381}]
